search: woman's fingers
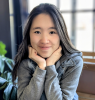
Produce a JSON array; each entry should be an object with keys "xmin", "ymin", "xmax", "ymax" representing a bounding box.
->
[
  {"xmin": 28, "ymin": 45, "xmax": 46, "ymax": 69},
  {"xmin": 46, "ymin": 46, "xmax": 62, "ymax": 66},
  {"xmin": 28, "ymin": 46, "xmax": 37, "ymax": 55},
  {"xmin": 54, "ymin": 46, "xmax": 62, "ymax": 55}
]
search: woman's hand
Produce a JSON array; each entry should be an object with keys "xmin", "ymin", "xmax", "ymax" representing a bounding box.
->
[
  {"xmin": 28, "ymin": 46, "xmax": 46, "ymax": 70},
  {"xmin": 46, "ymin": 46, "xmax": 62, "ymax": 66}
]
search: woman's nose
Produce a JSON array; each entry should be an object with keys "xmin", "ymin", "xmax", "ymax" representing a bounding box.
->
[{"xmin": 40, "ymin": 35, "xmax": 49, "ymax": 44}]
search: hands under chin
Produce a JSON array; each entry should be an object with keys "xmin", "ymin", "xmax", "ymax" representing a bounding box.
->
[
  {"xmin": 46, "ymin": 46, "xmax": 62, "ymax": 66},
  {"xmin": 28, "ymin": 46, "xmax": 62, "ymax": 70}
]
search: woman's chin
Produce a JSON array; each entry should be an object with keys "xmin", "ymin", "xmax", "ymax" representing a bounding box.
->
[{"xmin": 38, "ymin": 53, "xmax": 51, "ymax": 59}]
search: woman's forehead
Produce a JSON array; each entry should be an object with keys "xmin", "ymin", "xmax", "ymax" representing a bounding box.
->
[{"xmin": 31, "ymin": 13, "xmax": 55, "ymax": 27}]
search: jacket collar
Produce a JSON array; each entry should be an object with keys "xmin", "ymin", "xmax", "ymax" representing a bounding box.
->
[{"xmin": 55, "ymin": 52, "xmax": 82, "ymax": 69}]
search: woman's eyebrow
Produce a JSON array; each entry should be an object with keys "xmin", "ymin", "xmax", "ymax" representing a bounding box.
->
[
  {"xmin": 32, "ymin": 27, "xmax": 41, "ymax": 30},
  {"xmin": 32, "ymin": 27, "xmax": 57, "ymax": 30},
  {"xmin": 48, "ymin": 27, "xmax": 57, "ymax": 30}
]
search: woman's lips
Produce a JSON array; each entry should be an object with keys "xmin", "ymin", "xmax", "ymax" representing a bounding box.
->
[{"xmin": 39, "ymin": 46, "xmax": 51, "ymax": 51}]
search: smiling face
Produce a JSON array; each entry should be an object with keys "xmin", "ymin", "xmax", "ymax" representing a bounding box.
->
[{"xmin": 29, "ymin": 13, "xmax": 60, "ymax": 58}]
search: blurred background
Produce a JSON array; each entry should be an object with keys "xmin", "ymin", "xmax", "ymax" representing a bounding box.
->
[{"xmin": 0, "ymin": 0, "xmax": 95, "ymax": 59}]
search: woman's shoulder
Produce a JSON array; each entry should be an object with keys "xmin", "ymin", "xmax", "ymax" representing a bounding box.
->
[
  {"xmin": 19, "ymin": 58, "xmax": 37, "ymax": 70},
  {"xmin": 19, "ymin": 58, "xmax": 29, "ymax": 67},
  {"xmin": 60, "ymin": 52, "xmax": 83, "ymax": 67},
  {"xmin": 71, "ymin": 55, "xmax": 83, "ymax": 67}
]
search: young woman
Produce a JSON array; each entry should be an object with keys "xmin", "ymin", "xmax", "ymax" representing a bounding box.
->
[{"xmin": 12, "ymin": 3, "xmax": 83, "ymax": 100}]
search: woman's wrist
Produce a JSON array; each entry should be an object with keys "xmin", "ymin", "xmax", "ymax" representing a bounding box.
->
[
  {"xmin": 46, "ymin": 62, "xmax": 54, "ymax": 66},
  {"xmin": 38, "ymin": 63, "xmax": 46, "ymax": 70}
]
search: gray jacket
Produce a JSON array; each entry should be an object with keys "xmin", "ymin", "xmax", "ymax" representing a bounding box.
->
[{"xmin": 17, "ymin": 52, "xmax": 83, "ymax": 100}]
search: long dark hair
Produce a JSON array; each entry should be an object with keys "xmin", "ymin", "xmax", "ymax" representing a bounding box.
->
[{"xmin": 12, "ymin": 3, "xmax": 80, "ymax": 82}]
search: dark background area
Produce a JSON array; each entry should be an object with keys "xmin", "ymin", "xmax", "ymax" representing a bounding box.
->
[{"xmin": 0, "ymin": 0, "xmax": 12, "ymax": 58}]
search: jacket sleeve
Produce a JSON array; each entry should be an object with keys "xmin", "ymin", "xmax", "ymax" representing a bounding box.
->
[
  {"xmin": 45, "ymin": 56, "xmax": 83, "ymax": 100},
  {"xmin": 17, "ymin": 60, "xmax": 46, "ymax": 100}
]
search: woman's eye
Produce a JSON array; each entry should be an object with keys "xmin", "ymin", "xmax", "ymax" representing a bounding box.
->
[
  {"xmin": 50, "ymin": 31, "xmax": 55, "ymax": 34},
  {"xmin": 34, "ymin": 31, "xmax": 40, "ymax": 34}
]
